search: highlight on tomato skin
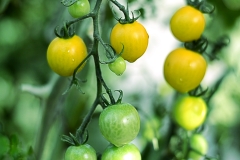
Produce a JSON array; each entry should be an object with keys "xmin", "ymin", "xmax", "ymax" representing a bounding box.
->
[
  {"xmin": 163, "ymin": 48, "xmax": 207, "ymax": 93},
  {"xmin": 172, "ymin": 96, "xmax": 207, "ymax": 131},
  {"xmin": 170, "ymin": 5, "xmax": 205, "ymax": 42},
  {"xmin": 110, "ymin": 21, "xmax": 149, "ymax": 63},
  {"xmin": 47, "ymin": 35, "xmax": 88, "ymax": 77}
]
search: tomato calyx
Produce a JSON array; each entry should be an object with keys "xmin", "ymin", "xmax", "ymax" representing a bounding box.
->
[
  {"xmin": 100, "ymin": 43, "xmax": 124, "ymax": 64},
  {"xmin": 110, "ymin": 0, "xmax": 141, "ymax": 24},
  {"xmin": 187, "ymin": 0, "xmax": 215, "ymax": 14},
  {"xmin": 54, "ymin": 21, "xmax": 75, "ymax": 39},
  {"xmin": 100, "ymin": 90, "xmax": 123, "ymax": 108},
  {"xmin": 188, "ymin": 85, "xmax": 208, "ymax": 97},
  {"xmin": 62, "ymin": 130, "xmax": 89, "ymax": 146},
  {"xmin": 184, "ymin": 36, "xmax": 208, "ymax": 54},
  {"xmin": 61, "ymin": 0, "xmax": 78, "ymax": 7}
]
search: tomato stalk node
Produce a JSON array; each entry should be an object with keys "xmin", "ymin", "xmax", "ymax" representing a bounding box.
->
[{"xmin": 110, "ymin": 0, "xmax": 141, "ymax": 24}]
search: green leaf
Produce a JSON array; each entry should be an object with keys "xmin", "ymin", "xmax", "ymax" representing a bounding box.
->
[{"xmin": 61, "ymin": 0, "xmax": 78, "ymax": 7}]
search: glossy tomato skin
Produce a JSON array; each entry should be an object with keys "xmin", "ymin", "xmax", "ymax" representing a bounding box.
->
[
  {"xmin": 47, "ymin": 35, "xmax": 87, "ymax": 77},
  {"xmin": 101, "ymin": 143, "xmax": 141, "ymax": 160},
  {"xmin": 110, "ymin": 21, "xmax": 149, "ymax": 63},
  {"xmin": 172, "ymin": 96, "xmax": 207, "ymax": 130},
  {"xmin": 163, "ymin": 48, "xmax": 207, "ymax": 93},
  {"xmin": 108, "ymin": 56, "xmax": 126, "ymax": 76},
  {"xmin": 68, "ymin": 0, "xmax": 90, "ymax": 18},
  {"xmin": 188, "ymin": 134, "xmax": 208, "ymax": 160},
  {"xmin": 170, "ymin": 5, "xmax": 205, "ymax": 42},
  {"xmin": 99, "ymin": 103, "xmax": 140, "ymax": 147},
  {"xmin": 65, "ymin": 144, "xmax": 97, "ymax": 160}
]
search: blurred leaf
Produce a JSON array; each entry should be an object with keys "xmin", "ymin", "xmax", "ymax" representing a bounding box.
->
[{"xmin": 0, "ymin": 0, "xmax": 10, "ymax": 14}]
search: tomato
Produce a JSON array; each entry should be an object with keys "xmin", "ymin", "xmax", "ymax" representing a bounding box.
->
[
  {"xmin": 172, "ymin": 96, "xmax": 207, "ymax": 130},
  {"xmin": 0, "ymin": 134, "xmax": 10, "ymax": 156},
  {"xmin": 47, "ymin": 35, "xmax": 87, "ymax": 77},
  {"xmin": 101, "ymin": 143, "xmax": 141, "ymax": 160},
  {"xmin": 99, "ymin": 103, "xmax": 140, "ymax": 147},
  {"xmin": 163, "ymin": 48, "xmax": 207, "ymax": 93},
  {"xmin": 110, "ymin": 21, "xmax": 149, "ymax": 63},
  {"xmin": 170, "ymin": 5, "xmax": 205, "ymax": 42},
  {"xmin": 108, "ymin": 56, "xmax": 126, "ymax": 76},
  {"xmin": 188, "ymin": 134, "xmax": 208, "ymax": 160},
  {"xmin": 65, "ymin": 144, "xmax": 97, "ymax": 160},
  {"xmin": 68, "ymin": 0, "xmax": 90, "ymax": 18}
]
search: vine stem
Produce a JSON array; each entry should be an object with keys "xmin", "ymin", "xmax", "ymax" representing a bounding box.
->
[{"xmin": 74, "ymin": 0, "xmax": 115, "ymax": 144}]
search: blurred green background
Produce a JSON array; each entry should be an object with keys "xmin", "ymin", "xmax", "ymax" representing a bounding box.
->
[{"xmin": 0, "ymin": 0, "xmax": 240, "ymax": 159}]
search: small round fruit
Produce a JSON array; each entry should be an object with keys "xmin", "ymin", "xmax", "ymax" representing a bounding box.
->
[
  {"xmin": 188, "ymin": 134, "xmax": 208, "ymax": 160},
  {"xmin": 163, "ymin": 48, "xmax": 207, "ymax": 93},
  {"xmin": 47, "ymin": 35, "xmax": 87, "ymax": 77},
  {"xmin": 101, "ymin": 143, "xmax": 141, "ymax": 160},
  {"xmin": 68, "ymin": 0, "xmax": 90, "ymax": 18},
  {"xmin": 108, "ymin": 57, "xmax": 126, "ymax": 76},
  {"xmin": 172, "ymin": 96, "xmax": 207, "ymax": 130},
  {"xmin": 99, "ymin": 103, "xmax": 140, "ymax": 147},
  {"xmin": 110, "ymin": 21, "xmax": 149, "ymax": 63},
  {"xmin": 170, "ymin": 5, "xmax": 205, "ymax": 42},
  {"xmin": 65, "ymin": 144, "xmax": 97, "ymax": 160}
]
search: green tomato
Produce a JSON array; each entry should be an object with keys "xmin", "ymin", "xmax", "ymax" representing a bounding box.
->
[
  {"xmin": 172, "ymin": 96, "xmax": 207, "ymax": 130},
  {"xmin": 108, "ymin": 57, "xmax": 126, "ymax": 76},
  {"xmin": 68, "ymin": 0, "xmax": 90, "ymax": 18},
  {"xmin": 101, "ymin": 143, "xmax": 141, "ymax": 160},
  {"xmin": 188, "ymin": 134, "xmax": 208, "ymax": 160},
  {"xmin": 0, "ymin": 134, "xmax": 10, "ymax": 155},
  {"xmin": 65, "ymin": 144, "xmax": 97, "ymax": 160},
  {"xmin": 99, "ymin": 103, "xmax": 140, "ymax": 147}
]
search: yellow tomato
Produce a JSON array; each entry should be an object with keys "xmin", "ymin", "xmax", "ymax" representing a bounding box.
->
[
  {"xmin": 47, "ymin": 35, "xmax": 87, "ymax": 76},
  {"xmin": 170, "ymin": 5, "xmax": 205, "ymax": 42},
  {"xmin": 163, "ymin": 48, "xmax": 207, "ymax": 93},
  {"xmin": 110, "ymin": 21, "xmax": 149, "ymax": 63},
  {"xmin": 172, "ymin": 96, "xmax": 207, "ymax": 130}
]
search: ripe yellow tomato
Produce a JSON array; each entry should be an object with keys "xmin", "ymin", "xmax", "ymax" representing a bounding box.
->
[
  {"xmin": 172, "ymin": 96, "xmax": 207, "ymax": 130},
  {"xmin": 110, "ymin": 21, "xmax": 149, "ymax": 63},
  {"xmin": 163, "ymin": 48, "xmax": 207, "ymax": 93},
  {"xmin": 170, "ymin": 5, "xmax": 205, "ymax": 42},
  {"xmin": 47, "ymin": 35, "xmax": 87, "ymax": 76}
]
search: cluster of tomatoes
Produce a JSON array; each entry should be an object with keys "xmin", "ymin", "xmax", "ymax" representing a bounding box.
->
[
  {"xmin": 165, "ymin": 4, "xmax": 209, "ymax": 159},
  {"xmin": 47, "ymin": 0, "xmax": 150, "ymax": 159}
]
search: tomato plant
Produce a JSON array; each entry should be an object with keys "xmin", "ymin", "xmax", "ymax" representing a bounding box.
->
[
  {"xmin": 68, "ymin": 0, "xmax": 90, "ymax": 18},
  {"xmin": 101, "ymin": 143, "xmax": 141, "ymax": 160},
  {"xmin": 64, "ymin": 144, "xmax": 97, "ymax": 160},
  {"xmin": 170, "ymin": 5, "xmax": 205, "ymax": 42},
  {"xmin": 99, "ymin": 103, "xmax": 140, "ymax": 147},
  {"xmin": 163, "ymin": 48, "xmax": 207, "ymax": 93},
  {"xmin": 172, "ymin": 96, "xmax": 207, "ymax": 130},
  {"xmin": 47, "ymin": 35, "xmax": 87, "ymax": 77},
  {"xmin": 108, "ymin": 56, "xmax": 126, "ymax": 76},
  {"xmin": 188, "ymin": 134, "xmax": 208, "ymax": 160},
  {"xmin": 110, "ymin": 21, "xmax": 149, "ymax": 63}
]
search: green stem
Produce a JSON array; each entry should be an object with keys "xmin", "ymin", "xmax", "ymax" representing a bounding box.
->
[{"xmin": 110, "ymin": 0, "xmax": 130, "ymax": 22}]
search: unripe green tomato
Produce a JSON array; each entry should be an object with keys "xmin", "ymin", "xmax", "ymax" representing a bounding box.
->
[
  {"xmin": 68, "ymin": 0, "xmax": 90, "ymax": 18},
  {"xmin": 101, "ymin": 143, "xmax": 141, "ymax": 160},
  {"xmin": 0, "ymin": 134, "xmax": 10, "ymax": 155},
  {"xmin": 65, "ymin": 144, "xmax": 97, "ymax": 160},
  {"xmin": 108, "ymin": 57, "xmax": 126, "ymax": 76},
  {"xmin": 188, "ymin": 134, "xmax": 208, "ymax": 160},
  {"xmin": 99, "ymin": 103, "xmax": 140, "ymax": 147},
  {"xmin": 172, "ymin": 96, "xmax": 207, "ymax": 130}
]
